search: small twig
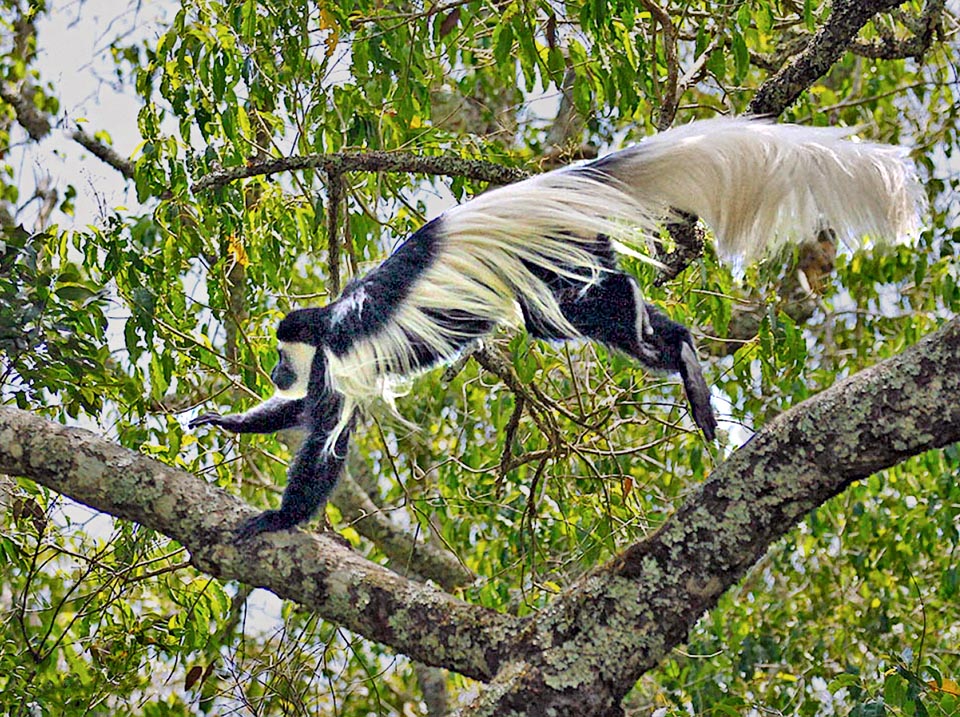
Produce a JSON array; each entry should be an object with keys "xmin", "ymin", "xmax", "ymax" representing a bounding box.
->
[
  {"xmin": 497, "ymin": 393, "xmax": 525, "ymax": 491},
  {"xmin": 332, "ymin": 460, "xmax": 473, "ymax": 591}
]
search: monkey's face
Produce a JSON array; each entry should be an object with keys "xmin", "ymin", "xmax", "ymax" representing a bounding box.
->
[{"xmin": 272, "ymin": 341, "xmax": 317, "ymax": 399}]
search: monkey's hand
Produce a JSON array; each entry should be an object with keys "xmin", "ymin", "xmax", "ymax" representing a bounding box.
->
[
  {"xmin": 234, "ymin": 509, "xmax": 310, "ymax": 541},
  {"xmin": 234, "ymin": 508, "xmax": 352, "ymax": 547},
  {"xmin": 188, "ymin": 412, "xmax": 233, "ymax": 430}
]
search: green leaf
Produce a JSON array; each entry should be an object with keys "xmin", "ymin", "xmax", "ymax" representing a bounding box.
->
[
  {"xmin": 494, "ymin": 22, "xmax": 514, "ymax": 68},
  {"xmin": 55, "ymin": 283, "xmax": 96, "ymax": 302},
  {"xmin": 732, "ymin": 29, "xmax": 749, "ymax": 82}
]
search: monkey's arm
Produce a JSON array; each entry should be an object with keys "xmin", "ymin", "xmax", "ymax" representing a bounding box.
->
[
  {"xmin": 234, "ymin": 397, "xmax": 353, "ymax": 540},
  {"xmin": 188, "ymin": 397, "xmax": 305, "ymax": 434}
]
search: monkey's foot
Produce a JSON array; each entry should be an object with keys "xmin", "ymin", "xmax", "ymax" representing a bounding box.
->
[{"xmin": 233, "ymin": 510, "xmax": 300, "ymax": 541}]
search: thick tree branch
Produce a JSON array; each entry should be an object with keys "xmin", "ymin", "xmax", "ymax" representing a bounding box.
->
[
  {"xmin": 192, "ymin": 151, "xmax": 528, "ymax": 193},
  {"xmin": 749, "ymin": 0, "xmax": 913, "ymax": 116},
  {"xmin": 0, "ymin": 409, "xmax": 519, "ymax": 681},
  {"xmin": 458, "ymin": 318, "xmax": 960, "ymax": 716},
  {"xmin": 1, "ymin": 319, "xmax": 957, "ymax": 716}
]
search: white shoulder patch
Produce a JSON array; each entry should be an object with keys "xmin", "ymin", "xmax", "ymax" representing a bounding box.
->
[{"xmin": 330, "ymin": 286, "xmax": 368, "ymax": 326}]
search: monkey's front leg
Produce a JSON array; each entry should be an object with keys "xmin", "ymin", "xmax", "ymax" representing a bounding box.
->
[
  {"xmin": 234, "ymin": 419, "xmax": 353, "ymax": 540},
  {"xmin": 189, "ymin": 397, "xmax": 305, "ymax": 434}
]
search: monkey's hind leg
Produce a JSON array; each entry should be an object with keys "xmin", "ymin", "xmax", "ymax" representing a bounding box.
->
[{"xmin": 539, "ymin": 271, "xmax": 718, "ymax": 440}]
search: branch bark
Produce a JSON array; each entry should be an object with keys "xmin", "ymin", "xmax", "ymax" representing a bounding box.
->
[
  {"xmin": 70, "ymin": 126, "xmax": 135, "ymax": 179},
  {"xmin": 192, "ymin": 151, "xmax": 528, "ymax": 193},
  {"xmin": 748, "ymin": 0, "xmax": 912, "ymax": 116},
  {"xmin": 0, "ymin": 82, "xmax": 50, "ymax": 140}
]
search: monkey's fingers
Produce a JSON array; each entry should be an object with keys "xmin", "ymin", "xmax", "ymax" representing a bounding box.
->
[{"xmin": 188, "ymin": 412, "xmax": 224, "ymax": 429}]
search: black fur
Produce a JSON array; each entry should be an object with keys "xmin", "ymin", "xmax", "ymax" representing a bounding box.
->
[
  {"xmin": 519, "ymin": 238, "xmax": 717, "ymax": 440},
  {"xmin": 326, "ymin": 218, "xmax": 443, "ymax": 356}
]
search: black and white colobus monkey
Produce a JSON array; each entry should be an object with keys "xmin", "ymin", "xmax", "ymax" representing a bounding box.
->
[{"xmin": 190, "ymin": 117, "xmax": 924, "ymax": 539}]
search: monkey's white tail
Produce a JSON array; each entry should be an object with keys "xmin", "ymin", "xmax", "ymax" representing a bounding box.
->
[{"xmin": 594, "ymin": 116, "xmax": 925, "ymax": 259}]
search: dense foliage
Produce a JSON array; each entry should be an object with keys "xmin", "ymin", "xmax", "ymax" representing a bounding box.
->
[{"xmin": 1, "ymin": 1, "xmax": 958, "ymax": 715}]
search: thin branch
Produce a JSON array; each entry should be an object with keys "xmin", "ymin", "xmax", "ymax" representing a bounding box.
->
[
  {"xmin": 640, "ymin": 0, "xmax": 680, "ymax": 130},
  {"xmin": 70, "ymin": 126, "xmax": 135, "ymax": 179},
  {"xmin": 326, "ymin": 169, "xmax": 343, "ymax": 296},
  {"xmin": 497, "ymin": 393, "xmax": 525, "ymax": 487},
  {"xmin": 749, "ymin": 0, "xmax": 918, "ymax": 116},
  {"xmin": 654, "ymin": 210, "xmax": 704, "ymax": 285},
  {"xmin": 0, "ymin": 83, "xmax": 135, "ymax": 180},
  {"xmin": 331, "ymin": 462, "xmax": 473, "ymax": 592},
  {"xmin": 193, "ymin": 151, "xmax": 529, "ymax": 193}
]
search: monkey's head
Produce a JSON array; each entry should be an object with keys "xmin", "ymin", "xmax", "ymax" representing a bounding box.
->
[{"xmin": 273, "ymin": 309, "xmax": 327, "ymax": 399}]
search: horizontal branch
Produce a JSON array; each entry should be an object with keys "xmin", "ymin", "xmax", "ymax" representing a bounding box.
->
[
  {"xmin": 462, "ymin": 317, "xmax": 960, "ymax": 715},
  {"xmin": 192, "ymin": 151, "xmax": 529, "ymax": 192},
  {"xmin": 0, "ymin": 408, "xmax": 519, "ymax": 681},
  {"xmin": 1, "ymin": 82, "xmax": 135, "ymax": 180}
]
